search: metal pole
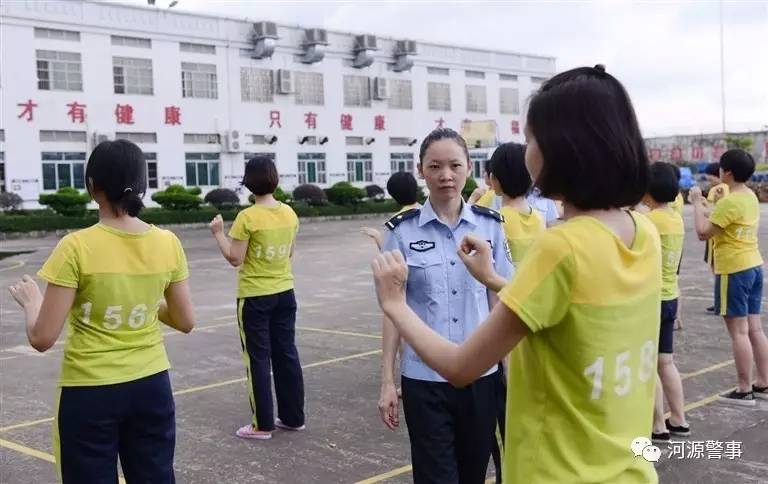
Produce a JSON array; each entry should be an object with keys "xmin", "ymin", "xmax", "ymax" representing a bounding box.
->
[{"xmin": 719, "ymin": 0, "xmax": 726, "ymax": 134}]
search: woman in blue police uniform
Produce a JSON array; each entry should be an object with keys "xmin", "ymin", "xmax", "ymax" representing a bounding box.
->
[{"xmin": 377, "ymin": 128, "xmax": 514, "ymax": 484}]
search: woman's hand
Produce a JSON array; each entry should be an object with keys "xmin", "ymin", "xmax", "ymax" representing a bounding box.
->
[
  {"xmin": 688, "ymin": 186, "xmax": 703, "ymax": 205},
  {"xmin": 8, "ymin": 275, "xmax": 43, "ymax": 311},
  {"xmin": 209, "ymin": 214, "xmax": 224, "ymax": 235},
  {"xmin": 371, "ymin": 251, "xmax": 408, "ymax": 310},
  {"xmin": 457, "ymin": 234, "xmax": 495, "ymax": 285}
]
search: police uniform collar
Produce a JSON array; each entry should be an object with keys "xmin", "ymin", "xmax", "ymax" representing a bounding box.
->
[{"xmin": 418, "ymin": 199, "xmax": 478, "ymax": 228}]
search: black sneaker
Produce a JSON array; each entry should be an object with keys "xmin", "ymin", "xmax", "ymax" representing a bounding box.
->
[
  {"xmin": 651, "ymin": 431, "xmax": 670, "ymax": 443},
  {"xmin": 718, "ymin": 389, "xmax": 756, "ymax": 407},
  {"xmin": 753, "ymin": 384, "xmax": 768, "ymax": 400},
  {"xmin": 705, "ymin": 306, "xmax": 716, "ymax": 314},
  {"xmin": 665, "ymin": 418, "xmax": 691, "ymax": 436}
]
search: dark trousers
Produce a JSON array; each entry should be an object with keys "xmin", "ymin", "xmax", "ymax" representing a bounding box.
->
[
  {"xmin": 402, "ymin": 373, "xmax": 498, "ymax": 484},
  {"xmin": 237, "ymin": 289, "xmax": 305, "ymax": 431},
  {"xmin": 57, "ymin": 370, "xmax": 175, "ymax": 484},
  {"xmin": 490, "ymin": 365, "xmax": 507, "ymax": 484}
]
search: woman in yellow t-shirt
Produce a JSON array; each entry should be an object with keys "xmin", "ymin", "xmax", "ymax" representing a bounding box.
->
[
  {"xmin": 210, "ymin": 156, "xmax": 304, "ymax": 440},
  {"xmin": 371, "ymin": 65, "xmax": 661, "ymax": 483},
  {"xmin": 8, "ymin": 140, "xmax": 195, "ymax": 483},
  {"xmin": 700, "ymin": 162, "xmax": 730, "ymax": 313}
]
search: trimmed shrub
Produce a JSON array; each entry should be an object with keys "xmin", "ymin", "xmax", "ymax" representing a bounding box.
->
[
  {"xmin": 274, "ymin": 186, "xmax": 290, "ymax": 203},
  {"xmin": 38, "ymin": 187, "xmax": 90, "ymax": 216},
  {"xmin": 204, "ymin": 188, "xmax": 240, "ymax": 210},
  {"xmin": 293, "ymin": 184, "xmax": 328, "ymax": 205},
  {"xmin": 326, "ymin": 181, "xmax": 366, "ymax": 205},
  {"xmin": 462, "ymin": 177, "xmax": 478, "ymax": 200},
  {"xmin": 0, "ymin": 192, "xmax": 24, "ymax": 212},
  {"xmin": 151, "ymin": 185, "xmax": 203, "ymax": 210},
  {"xmin": 364, "ymin": 184, "xmax": 385, "ymax": 200}
]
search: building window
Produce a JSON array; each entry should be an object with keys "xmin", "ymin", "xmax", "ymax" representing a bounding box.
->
[
  {"xmin": 244, "ymin": 152, "xmax": 275, "ymax": 161},
  {"xmin": 115, "ymin": 132, "xmax": 157, "ymax": 144},
  {"xmin": 34, "ymin": 27, "xmax": 80, "ymax": 41},
  {"xmin": 185, "ymin": 152, "xmax": 220, "ymax": 187},
  {"xmin": 499, "ymin": 73, "xmax": 518, "ymax": 82},
  {"xmin": 41, "ymin": 152, "xmax": 86, "ymax": 190},
  {"xmin": 428, "ymin": 82, "xmax": 451, "ymax": 111},
  {"xmin": 465, "ymin": 85, "xmax": 487, "ymax": 113},
  {"xmin": 465, "ymin": 70, "xmax": 485, "ymax": 79},
  {"xmin": 427, "ymin": 66, "xmax": 450, "ymax": 76},
  {"xmin": 345, "ymin": 136, "xmax": 364, "ymax": 146},
  {"xmin": 181, "ymin": 62, "xmax": 217, "ymax": 99},
  {"xmin": 297, "ymin": 153, "xmax": 326, "ymax": 184},
  {"xmin": 343, "ymin": 75, "xmax": 371, "ymax": 107},
  {"xmin": 145, "ymin": 152, "xmax": 158, "ymax": 189},
  {"xmin": 470, "ymin": 152, "xmax": 488, "ymax": 179},
  {"xmin": 0, "ymin": 152, "xmax": 5, "ymax": 192},
  {"xmin": 347, "ymin": 153, "xmax": 373, "ymax": 183},
  {"xmin": 388, "ymin": 79, "xmax": 412, "ymax": 110},
  {"xmin": 499, "ymin": 87, "xmax": 520, "ymax": 114},
  {"xmin": 390, "ymin": 153, "xmax": 414, "ymax": 174},
  {"xmin": 36, "ymin": 50, "xmax": 82, "ymax": 91},
  {"xmin": 180, "ymin": 42, "xmax": 216, "ymax": 54},
  {"xmin": 0, "ymin": 129, "xmax": 4, "ymax": 142},
  {"xmin": 39, "ymin": 130, "xmax": 87, "ymax": 142},
  {"xmin": 294, "ymin": 72, "xmax": 324, "ymax": 106},
  {"xmin": 113, "ymin": 57, "xmax": 153, "ymax": 95},
  {"xmin": 184, "ymin": 133, "xmax": 220, "ymax": 144},
  {"xmin": 240, "ymin": 67, "xmax": 273, "ymax": 103},
  {"xmin": 111, "ymin": 35, "xmax": 151, "ymax": 48}
]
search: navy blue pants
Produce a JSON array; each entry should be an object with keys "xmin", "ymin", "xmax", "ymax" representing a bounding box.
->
[
  {"xmin": 237, "ymin": 289, "xmax": 305, "ymax": 431},
  {"xmin": 57, "ymin": 370, "xmax": 175, "ymax": 484}
]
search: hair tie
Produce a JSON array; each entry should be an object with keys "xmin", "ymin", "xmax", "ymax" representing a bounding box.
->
[
  {"xmin": 593, "ymin": 64, "xmax": 606, "ymax": 73},
  {"xmin": 123, "ymin": 187, "xmax": 133, "ymax": 193}
]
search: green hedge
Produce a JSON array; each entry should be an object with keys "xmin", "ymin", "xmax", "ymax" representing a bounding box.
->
[{"xmin": 0, "ymin": 201, "xmax": 400, "ymax": 233}]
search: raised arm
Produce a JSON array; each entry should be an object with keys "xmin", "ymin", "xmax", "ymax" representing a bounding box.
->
[{"xmin": 9, "ymin": 276, "xmax": 74, "ymax": 352}]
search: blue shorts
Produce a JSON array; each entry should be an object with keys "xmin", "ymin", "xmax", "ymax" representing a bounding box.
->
[
  {"xmin": 659, "ymin": 299, "xmax": 678, "ymax": 354},
  {"xmin": 714, "ymin": 266, "xmax": 764, "ymax": 317}
]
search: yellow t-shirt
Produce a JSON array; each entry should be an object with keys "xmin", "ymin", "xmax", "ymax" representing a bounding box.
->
[
  {"xmin": 476, "ymin": 189, "xmax": 497, "ymax": 208},
  {"xmin": 229, "ymin": 203, "xmax": 299, "ymax": 298},
  {"xmin": 705, "ymin": 183, "xmax": 730, "ymax": 265},
  {"xmin": 38, "ymin": 224, "xmax": 188, "ymax": 387},
  {"xmin": 498, "ymin": 213, "xmax": 660, "ymax": 484},
  {"xmin": 647, "ymin": 208, "xmax": 684, "ymax": 300},
  {"xmin": 499, "ymin": 205, "xmax": 546, "ymax": 265},
  {"xmin": 709, "ymin": 190, "xmax": 763, "ymax": 275},
  {"xmin": 669, "ymin": 192, "xmax": 684, "ymax": 216}
]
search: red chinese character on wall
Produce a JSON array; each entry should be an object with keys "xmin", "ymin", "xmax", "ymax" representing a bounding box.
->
[
  {"xmin": 304, "ymin": 112, "xmax": 317, "ymax": 130},
  {"xmin": 269, "ymin": 110, "xmax": 282, "ymax": 128},
  {"xmin": 691, "ymin": 145, "xmax": 704, "ymax": 160},
  {"xmin": 115, "ymin": 104, "xmax": 135, "ymax": 124},
  {"xmin": 435, "ymin": 117, "xmax": 445, "ymax": 129},
  {"xmin": 164, "ymin": 106, "xmax": 181, "ymax": 125},
  {"xmin": 670, "ymin": 146, "xmax": 682, "ymax": 161},
  {"xmin": 66, "ymin": 101, "xmax": 86, "ymax": 124},
  {"xmin": 340, "ymin": 113, "xmax": 353, "ymax": 131},
  {"xmin": 650, "ymin": 148, "xmax": 662, "ymax": 161},
  {"xmin": 17, "ymin": 99, "xmax": 38, "ymax": 121},
  {"xmin": 510, "ymin": 120, "xmax": 520, "ymax": 134},
  {"xmin": 712, "ymin": 142, "xmax": 725, "ymax": 160},
  {"xmin": 374, "ymin": 115, "xmax": 385, "ymax": 131}
]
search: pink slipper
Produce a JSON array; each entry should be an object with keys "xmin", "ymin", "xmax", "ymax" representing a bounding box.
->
[
  {"xmin": 235, "ymin": 424, "xmax": 272, "ymax": 440},
  {"xmin": 275, "ymin": 418, "xmax": 306, "ymax": 431}
]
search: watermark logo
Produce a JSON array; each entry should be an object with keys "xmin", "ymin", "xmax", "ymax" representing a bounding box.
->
[{"xmin": 631, "ymin": 437, "xmax": 661, "ymax": 462}]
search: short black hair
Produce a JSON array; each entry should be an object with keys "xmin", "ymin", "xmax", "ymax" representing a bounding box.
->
[
  {"xmin": 527, "ymin": 65, "xmax": 649, "ymax": 210},
  {"xmin": 484, "ymin": 158, "xmax": 493, "ymax": 175},
  {"xmin": 490, "ymin": 143, "xmax": 531, "ymax": 198},
  {"xmin": 720, "ymin": 149, "xmax": 754, "ymax": 182},
  {"xmin": 418, "ymin": 128, "xmax": 470, "ymax": 165},
  {"xmin": 647, "ymin": 162, "xmax": 679, "ymax": 203},
  {"xmin": 86, "ymin": 139, "xmax": 146, "ymax": 217},
  {"xmin": 704, "ymin": 162, "xmax": 720, "ymax": 177},
  {"xmin": 386, "ymin": 172, "xmax": 419, "ymax": 206},
  {"xmin": 242, "ymin": 156, "xmax": 279, "ymax": 195},
  {"xmin": 670, "ymin": 164, "xmax": 681, "ymax": 181}
]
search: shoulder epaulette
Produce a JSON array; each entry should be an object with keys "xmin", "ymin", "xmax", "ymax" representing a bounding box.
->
[
  {"xmin": 471, "ymin": 204, "xmax": 504, "ymax": 223},
  {"xmin": 385, "ymin": 208, "xmax": 420, "ymax": 230}
]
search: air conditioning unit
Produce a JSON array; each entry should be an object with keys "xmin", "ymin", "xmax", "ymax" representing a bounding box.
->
[
  {"xmin": 304, "ymin": 28, "xmax": 328, "ymax": 46},
  {"xmin": 393, "ymin": 39, "xmax": 416, "ymax": 72},
  {"xmin": 251, "ymin": 21, "xmax": 278, "ymax": 59},
  {"xmin": 301, "ymin": 28, "xmax": 328, "ymax": 64},
  {"xmin": 371, "ymin": 77, "xmax": 389, "ymax": 100},
  {"xmin": 395, "ymin": 40, "xmax": 417, "ymax": 55},
  {"xmin": 354, "ymin": 35, "xmax": 378, "ymax": 51},
  {"xmin": 276, "ymin": 69, "xmax": 293, "ymax": 94},
  {"xmin": 225, "ymin": 130, "xmax": 243, "ymax": 152},
  {"xmin": 91, "ymin": 132, "xmax": 111, "ymax": 147},
  {"xmin": 253, "ymin": 21, "xmax": 278, "ymax": 39}
]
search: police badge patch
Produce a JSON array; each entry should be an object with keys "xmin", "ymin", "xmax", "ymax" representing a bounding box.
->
[{"xmin": 409, "ymin": 240, "xmax": 436, "ymax": 252}]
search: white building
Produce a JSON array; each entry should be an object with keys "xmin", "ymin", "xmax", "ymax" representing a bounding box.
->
[{"xmin": 0, "ymin": 0, "xmax": 556, "ymax": 207}]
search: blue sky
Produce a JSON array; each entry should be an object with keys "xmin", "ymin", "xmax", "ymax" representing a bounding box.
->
[{"xmin": 124, "ymin": 0, "xmax": 768, "ymax": 137}]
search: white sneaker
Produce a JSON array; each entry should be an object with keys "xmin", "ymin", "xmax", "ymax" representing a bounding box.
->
[{"xmin": 275, "ymin": 418, "xmax": 306, "ymax": 431}]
